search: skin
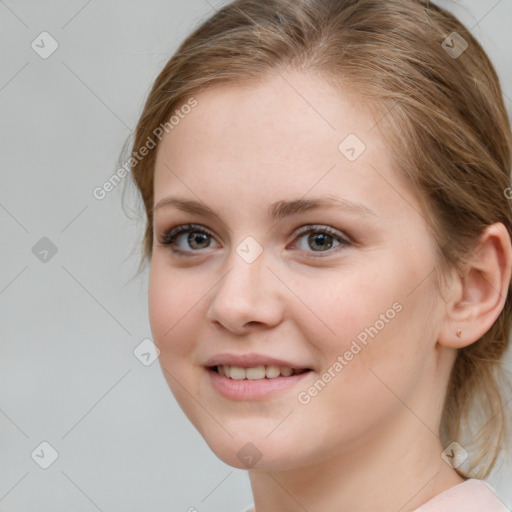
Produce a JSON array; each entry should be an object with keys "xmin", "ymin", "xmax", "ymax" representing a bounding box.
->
[{"xmin": 148, "ymin": 69, "xmax": 511, "ymax": 511}]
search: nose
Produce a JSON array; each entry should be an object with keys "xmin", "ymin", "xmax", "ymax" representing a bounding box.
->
[{"xmin": 205, "ymin": 247, "xmax": 284, "ymax": 335}]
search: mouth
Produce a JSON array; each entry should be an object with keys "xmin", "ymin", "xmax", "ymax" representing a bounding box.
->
[
  {"xmin": 206, "ymin": 364, "xmax": 314, "ymax": 400},
  {"xmin": 208, "ymin": 365, "xmax": 312, "ymax": 380}
]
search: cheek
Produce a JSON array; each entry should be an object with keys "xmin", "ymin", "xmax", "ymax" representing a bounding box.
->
[
  {"xmin": 306, "ymin": 271, "xmax": 436, "ymax": 408},
  {"xmin": 296, "ymin": 267, "xmax": 401, "ymax": 352},
  {"xmin": 148, "ymin": 261, "xmax": 205, "ymax": 412},
  {"xmin": 290, "ymin": 299, "xmax": 427, "ymax": 447},
  {"xmin": 148, "ymin": 259, "xmax": 199, "ymax": 359},
  {"xmin": 299, "ymin": 260, "xmax": 433, "ymax": 375}
]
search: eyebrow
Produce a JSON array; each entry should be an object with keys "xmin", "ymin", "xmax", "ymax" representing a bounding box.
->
[{"xmin": 153, "ymin": 195, "xmax": 378, "ymax": 221}]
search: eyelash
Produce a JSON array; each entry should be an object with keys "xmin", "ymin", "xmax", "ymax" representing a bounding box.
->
[{"xmin": 157, "ymin": 223, "xmax": 352, "ymax": 258}]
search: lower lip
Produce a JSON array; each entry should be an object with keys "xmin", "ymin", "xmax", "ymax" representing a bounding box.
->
[{"xmin": 206, "ymin": 367, "xmax": 313, "ymax": 400}]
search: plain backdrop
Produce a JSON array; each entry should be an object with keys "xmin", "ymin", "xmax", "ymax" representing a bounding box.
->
[{"xmin": 1, "ymin": 1, "xmax": 511, "ymax": 511}]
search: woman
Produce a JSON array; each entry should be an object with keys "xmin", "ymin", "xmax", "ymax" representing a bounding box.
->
[{"xmin": 125, "ymin": 0, "xmax": 512, "ymax": 509}]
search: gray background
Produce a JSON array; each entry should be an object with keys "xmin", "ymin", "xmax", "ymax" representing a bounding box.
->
[{"xmin": 0, "ymin": 1, "xmax": 511, "ymax": 511}]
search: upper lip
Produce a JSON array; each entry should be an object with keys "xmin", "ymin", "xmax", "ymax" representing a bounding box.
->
[{"xmin": 204, "ymin": 353, "xmax": 312, "ymax": 370}]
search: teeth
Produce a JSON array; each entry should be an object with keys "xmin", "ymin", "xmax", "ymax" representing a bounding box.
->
[
  {"xmin": 279, "ymin": 367, "xmax": 293, "ymax": 377},
  {"xmin": 245, "ymin": 366, "xmax": 266, "ymax": 380},
  {"xmin": 216, "ymin": 365, "xmax": 305, "ymax": 380},
  {"xmin": 230, "ymin": 366, "xmax": 248, "ymax": 380},
  {"xmin": 265, "ymin": 365, "xmax": 281, "ymax": 378}
]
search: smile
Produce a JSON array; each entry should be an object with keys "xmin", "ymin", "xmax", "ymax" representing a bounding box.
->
[
  {"xmin": 206, "ymin": 366, "xmax": 313, "ymax": 400},
  {"xmin": 212, "ymin": 364, "xmax": 310, "ymax": 379}
]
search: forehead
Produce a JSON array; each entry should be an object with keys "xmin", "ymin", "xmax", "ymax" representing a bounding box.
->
[
  {"xmin": 161, "ymin": 71, "xmax": 374, "ymax": 157},
  {"xmin": 152, "ymin": 69, "xmax": 412, "ymax": 224}
]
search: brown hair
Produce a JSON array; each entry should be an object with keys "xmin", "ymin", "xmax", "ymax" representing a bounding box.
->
[{"xmin": 123, "ymin": 0, "xmax": 512, "ymax": 479}]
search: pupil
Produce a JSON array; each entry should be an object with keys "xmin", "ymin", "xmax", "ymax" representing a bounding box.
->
[
  {"xmin": 189, "ymin": 232, "xmax": 209, "ymax": 249},
  {"xmin": 309, "ymin": 233, "xmax": 332, "ymax": 251}
]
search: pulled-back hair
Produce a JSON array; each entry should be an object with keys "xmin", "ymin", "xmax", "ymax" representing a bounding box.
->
[{"xmin": 125, "ymin": 0, "xmax": 512, "ymax": 479}]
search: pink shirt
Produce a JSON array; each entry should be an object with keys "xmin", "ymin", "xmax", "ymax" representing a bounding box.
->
[{"xmin": 241, "ymin": 479, "xmax": 510, "ymax": 512}]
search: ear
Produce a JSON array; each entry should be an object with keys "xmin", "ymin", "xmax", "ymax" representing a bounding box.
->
[{"xmin": 438, "ymin": 222, "xmax": 512, "ymax": 349}]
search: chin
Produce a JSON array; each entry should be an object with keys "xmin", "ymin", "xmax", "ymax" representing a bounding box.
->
[{"xmin": 201, "ymin": 432, "xmax": 313, "ymax": 471}]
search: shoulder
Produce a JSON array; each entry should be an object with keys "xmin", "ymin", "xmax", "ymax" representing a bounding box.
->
[{"xmin": 412, "ymin": 479, "xmax": 510, "ymax": 512}]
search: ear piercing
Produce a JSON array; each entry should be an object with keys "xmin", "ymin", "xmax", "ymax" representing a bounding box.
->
[{"xmin": 456, "ymin": 330, "xmax": 462, "ymax": 338}]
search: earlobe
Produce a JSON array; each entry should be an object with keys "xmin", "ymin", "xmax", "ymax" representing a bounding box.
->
[{"xmin": 438, "ymin": 222, "xmax": 512, "ymax": 349}]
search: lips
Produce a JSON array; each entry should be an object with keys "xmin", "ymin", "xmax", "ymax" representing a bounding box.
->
[{"xmin": 206, "ymin": 365, "xmax": 314, "ymax": 400}]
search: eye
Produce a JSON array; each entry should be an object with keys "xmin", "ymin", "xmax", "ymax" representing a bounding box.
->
[
  {"xmin": 290, "ymin": 225, "xmax": 351, "ymax": 257},
  {"xmin": 158, "ymin": 223, "xmax": 218, "ymax": 255}
]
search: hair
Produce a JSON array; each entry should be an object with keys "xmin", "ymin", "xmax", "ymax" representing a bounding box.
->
[{"xmin": 123, "ymin": 0, "xmax": 512, "ymax": 480}]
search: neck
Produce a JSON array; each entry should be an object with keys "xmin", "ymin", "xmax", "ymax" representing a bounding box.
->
[{"xmin": 248, "ymin": 409, "xmax": 464, "ymax": 512}]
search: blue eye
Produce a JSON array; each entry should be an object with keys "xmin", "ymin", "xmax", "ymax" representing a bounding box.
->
[{"xmin": 158, "ymin": 223, "xmax": 351, "ymax": 257}]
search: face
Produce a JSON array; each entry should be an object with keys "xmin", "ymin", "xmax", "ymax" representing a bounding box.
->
[{"xmin": 149, "ymin": 69, "xmax": 447, "ymax": 471}]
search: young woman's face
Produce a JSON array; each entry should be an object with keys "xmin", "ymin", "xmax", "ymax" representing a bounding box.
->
[{"xmin": 149, "ymin": 70, "xmax": 451, "ymax": 470}]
